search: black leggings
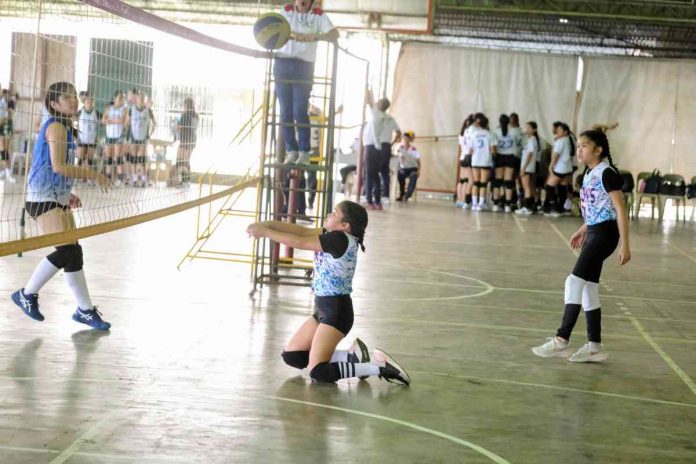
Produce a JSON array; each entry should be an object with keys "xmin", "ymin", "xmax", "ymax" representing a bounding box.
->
[{"xmin": 572, "ymin": 220, "xmax": 620, "ymax": 283}]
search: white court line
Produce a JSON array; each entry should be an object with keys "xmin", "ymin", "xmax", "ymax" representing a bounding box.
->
[
  {"xmin": 615, "ymin": 302, "xmax": 696, "ymax": 396},
  {"xmin": 415, "ymin": 371, "xmax": 696, "ymax": 409},
  {"xmin": 265, "ymin": 396, "xmax": 511, "ymax": 464},
  {"xmin": 551, "ymin": 224, "xmax": 696, "ymax": 396},
  {"xmin": 666, "ymin": 242, "xmax": 696, "ymax": 265},
  {"xmin": 474, "ymin": 212, "xmax": 482, "ymax": 231},
  {"xmin": 512, "ymin": 214, "xmax": 526, "ymax": 233}
]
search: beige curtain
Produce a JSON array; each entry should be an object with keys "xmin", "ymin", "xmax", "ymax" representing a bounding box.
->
[
  {"xmin": 578, "ymin": 56, "xmax": 696, "ymax": 179},
  {"xmin": 391, "ymin": 43, "xmax": 578, "ymax": 192}
]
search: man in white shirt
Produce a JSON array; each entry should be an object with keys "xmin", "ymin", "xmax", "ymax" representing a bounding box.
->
[{"xmin": 363, "ymin": 88, "xmax": 401, "ymax": 210}]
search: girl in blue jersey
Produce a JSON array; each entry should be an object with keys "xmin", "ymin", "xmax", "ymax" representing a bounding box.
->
[
  {"xmin": 11, "ymin": 82, "xmax": 111, "ymax": 330},
  {"xmin": 532, "ymin": 129, "xmax": 630, "ymax": 362},
  {"xmin": 246, "ymin": 200, "xmax": 410, "ymax": 385}
]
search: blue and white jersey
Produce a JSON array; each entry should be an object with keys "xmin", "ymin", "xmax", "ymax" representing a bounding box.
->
[
  {"xmin": 77, "ymin": 108, "xmax": 100, "ymax": 144},
  {"xmin": 26, "ymin": 117, "xmax": 76, "ymax": 204},
  {"xmin": 494, "ymin": 128, "xmax": 517, "ymax": 155},
  {"xmin": 312, "ymin": 232, "xmax": 359, "ymax": 297},
  {"xmin": 471, "ymin": 128, "xmax": 495, "ymax": 167},
  {"xmin": 580, "ymin": 160, "xmax": 619, "ymax": 226},
  {"xmin": 129, "ymin": 106, "xmax": 150, "ymax": 141},
  {"xmin": 105, "ymin": 104, "xmax": 126, "ymax": 139}
]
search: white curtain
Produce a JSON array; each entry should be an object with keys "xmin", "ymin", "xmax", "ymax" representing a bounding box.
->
[
  {"xmin": 578, "ymin": 57, "xmax": 696, "ymax": 180},
  {"xmin": 390, "ymin": 43, "xmax": 578, "ymax": 192}
]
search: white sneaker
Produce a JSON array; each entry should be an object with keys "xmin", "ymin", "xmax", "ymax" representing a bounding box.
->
[
  {"xmin": 478, "ymin": 203, "xmax": 489, "ymax": 211},
  {"xmin": 283, "ymin": 151, "xmax": 299, "ymax": 164},
  {"xmin": 568, "ymin": 343, "xmax": 609, "ymax": 363},
  {"xmin": 515, "ymin": 207, "xmax": 531, "ymax": 216},
  {"xmin": 545, "ymin": 211, "xmax": 561, "ymax": 218},
  {"xmin": 455, "ymin": 202, "xmax": 463, "ymax": 208},
  {"xmin": 296, "ymin": 151, "xmax": 311, "ymax": 165},
  {"xmin": 504, "ymin": 205, "xmax": 512, "ymax": 213},
  {"xmin": 462, "ymin": 203, "xmax": 471, "ymax": 210},
  {"xmin": 563, "ymin": 199, "xmax": 572, "ymax": 211},
  {"xmin": 531, "ymin": 337, "xmax": 572, "ymax": 358},
  {"xmin": 472, "ymin": 204, "xmax": 481, "ymax": 211},
  {"xmin": 491, "ymin": 204, "xmax": 501, "ymax": 212}
]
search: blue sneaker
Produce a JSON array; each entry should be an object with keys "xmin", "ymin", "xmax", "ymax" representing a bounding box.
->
[
  {"xmin": 72, "ymin": 306, "xmax": 111, "ymax": 331},
  {"xmin": 11, "ymin": 289, "xmax": 44, "ymax": 321}
]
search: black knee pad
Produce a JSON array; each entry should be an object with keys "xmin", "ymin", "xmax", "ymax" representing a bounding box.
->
[
  {"xmin": 0, "ymin": 150, "xmax": 9, "ymax": 161},
  {"xmin": 309, "ymin": 362, "xmax": 340, "ymax": 383},
  {"xmin": 281, "ymin": 351, "xmax": 309, "ymax": 369},
  {"xmin": 504, "ymin": 180, "xmax": 516, "ymax": 189},
  {"xmin": 459, "ymin": 177, "xmax": 468, "ymax": 184},
  {"xmin": 62, "ymin": 244, "xmax": 84, "ymax": 272},
  {"xmin": 476, "ymin": 181, "xmax": 487, "ymax": 189},
  {"xmin": 104, "ymin": 157, "xmax": 113, "ymax": 166}
]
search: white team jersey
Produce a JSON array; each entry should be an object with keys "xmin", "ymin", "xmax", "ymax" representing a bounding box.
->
[
  {"xmin": 129, "ymin": 106, "xmax": 150, "ymax": 141},
  {"xmin": 494, "ymin": 128, "xmax": 516, "ymax": 155},
  {"xmin": 521, "ymin": 136, "xmax": 539, "ymax": 173},
  {"xmin": 458, "ymin": 125, "xmax": 475, "ymax": 160},
  {"xmin": 105, "ymin": 104, "xmax": 126, "ymax": 139},
  {"xmin": 77, "ymin": 108, "xmax": 100, "ymax": 144},
  {"xmin": 278, "ymin": 5, "xmax": 335, "ymax": 63},
  {"xmin": 552, "ymin": 136, "xmax": 573, "ymax": 174},
  {"xmin": 470, "ymin": 128, "xmax": 495, "ymax": 168},
  {"xmin": 509, "ymin": 126, "xmax": 523, "ymax": 157}
]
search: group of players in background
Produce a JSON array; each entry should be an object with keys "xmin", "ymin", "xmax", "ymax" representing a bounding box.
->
[{"xmin": 455, "ymin": 111, "xmax": 618, "ymax": 217}]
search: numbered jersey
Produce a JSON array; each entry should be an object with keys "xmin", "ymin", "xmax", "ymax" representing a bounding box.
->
[
  {"xmin": 494, "ymin": 128, "xmax": 516, "ymax": 155},
  {"xmin": 580, "ymin": 160, "xmax": 622, "ymax": 226},
  {"xmin": 471, "ymin": 128, "xmax": 495, "ymax": 168}
]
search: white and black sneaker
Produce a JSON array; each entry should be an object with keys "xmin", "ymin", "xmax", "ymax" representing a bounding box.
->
[
  {"xmin": 349, "ymin": 338, "xmax": 370, "ymax": 380},
  {"xmin": 373, "ymin": 348, "xmax": 411, "ymax": 386}
]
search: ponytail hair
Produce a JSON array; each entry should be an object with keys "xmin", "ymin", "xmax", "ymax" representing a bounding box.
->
[
  {"xmin": 499, "ymin": 114, "xmax": 510, "ymax": 136},
  {"xmin": 337, "ymin": 200, "xmax": 368, "ymax": 252},
  {"xmin": 561, "ymin": 122, "xmax": 575, "ymax": 156},
  {"xmin": 528, "ymin": 121, "xmax": 540, "ymax": 151},
  {"xmin": 45, "ymin": 81, "xmax": 78, "ymax": 138},
  {"xmin": 460, "ymin": 113, "xmax": 474, "ymax": 136},
  {"xmin": 579, "ymin": 129, "xmax": 618, "ymax": 173}
]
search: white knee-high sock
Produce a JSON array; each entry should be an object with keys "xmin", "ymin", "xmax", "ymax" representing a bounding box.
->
[
  {"xmin": 64, "ymin": 270, "xmax": 94, "ymax": 310},
  {"xmin": 331, "ymin": 350, "xmax": 353, "ymax": 363},
  {"xmin": 24, "ymin": 258, "xmax": 60, "ymax": 294}
]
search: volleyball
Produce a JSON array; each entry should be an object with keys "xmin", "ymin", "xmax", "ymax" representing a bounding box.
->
[{"xmin": 253, "ymin": 13, "xmax": 291, "ymax": 50}]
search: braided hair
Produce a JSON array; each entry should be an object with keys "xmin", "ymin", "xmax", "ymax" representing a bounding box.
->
[
  {"xmin": 579, "ymin": 129, "xmax": 618, "ymax": 175},
  {"xmin": 337, "ymin": 200, "xmax": 368, "ymax": 252}
]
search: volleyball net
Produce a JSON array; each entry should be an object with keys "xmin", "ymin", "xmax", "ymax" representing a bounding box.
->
[
  {"xmin": 0, "ymin": 0, "xmax": 371, "ymax": 258},
  {"xmin": 0, "ymin": 0, "xmax": 271, "ymax": 256}
]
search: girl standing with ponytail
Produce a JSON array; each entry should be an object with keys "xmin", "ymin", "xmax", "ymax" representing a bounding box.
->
[
  {"xmin": 247, "ymin": 201, "xmax": 411, "ymax": 385},
  {"xmin": 515, "ymin": 121, "xmax": 540, "ymax": 215},
  {"xmin": 532, "ymin": 130, "xmax": 630, "ymax": 362}
]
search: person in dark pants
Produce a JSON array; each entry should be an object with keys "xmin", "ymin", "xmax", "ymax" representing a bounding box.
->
[
  {"xmin": 532, "ymin": 130, "xmax": 630, "ymax": 363},
  {"xmin": 275, "ymin": 1, "xmax": 338, "ymax": 166},
  {"xmin": 396, "ymin": 131, "xmax": 421, "ymax": 202},
  {"xmin": 363, "ymin": 88, "xmax": 400, "ymax": 210}
]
